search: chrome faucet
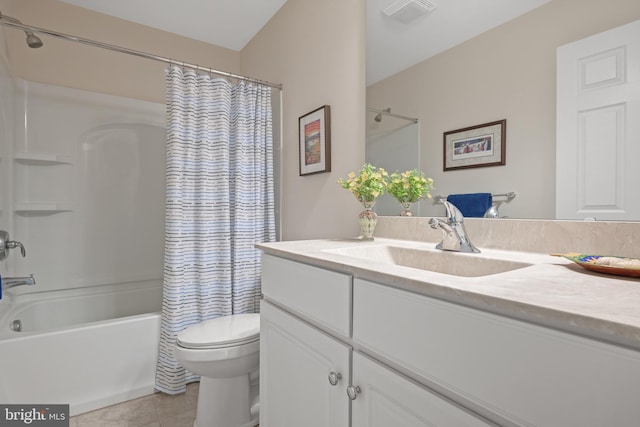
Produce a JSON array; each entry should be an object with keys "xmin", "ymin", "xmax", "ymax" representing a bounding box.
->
[
  {"xmin": 429, "ymin": 201, "xmax": 480, "ymax": 253},
  {"xmin": 2, "ymin": 274, "xmax": 36, "ymax": 289}
]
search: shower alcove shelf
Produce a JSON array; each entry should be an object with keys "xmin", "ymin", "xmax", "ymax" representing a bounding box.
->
[
  {"xmin": 14, "ymin": 203, "xmax": 73, "ymax": 214},
  {"xmin": 13, "ymin": 152, "xmax": 74, "ymax": 215},
  {"xmin": 14, "ymin": 152, "xmax": 73, "ymax": 165}
]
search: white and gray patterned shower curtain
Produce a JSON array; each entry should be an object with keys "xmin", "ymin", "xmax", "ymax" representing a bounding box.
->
[{"xmin": 155, "ymin": 65, "xmax": 276, "ymax": 394}]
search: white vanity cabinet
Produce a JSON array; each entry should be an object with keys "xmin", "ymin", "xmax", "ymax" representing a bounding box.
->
[
  {"xmin": 260, "ymin": 254, "xmax": 352, "ymax": 427},
  {"xmin": 260, "ymin": 254, "xmax": 493, "ymax": 427},
  {"xmin": 260, "ymin": 252, "xmax": 640, "ymax": 426}
]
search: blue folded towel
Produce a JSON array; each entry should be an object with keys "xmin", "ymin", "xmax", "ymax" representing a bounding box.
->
[{"xmin": 447, "ymin": 193, "xmax": 492, "ymax": 218}]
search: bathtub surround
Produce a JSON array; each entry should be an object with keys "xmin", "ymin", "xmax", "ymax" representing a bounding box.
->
[
  {"xmin": 0, "ymin": 77, "xmax": 166, "ymax": 415},
  {"xmin": 156, "ymin": 65, "xmax": 276, "ymax": 395},
  {"xmin": 2, "ymin": 80, "xmax": 166, "ymax": 294}
]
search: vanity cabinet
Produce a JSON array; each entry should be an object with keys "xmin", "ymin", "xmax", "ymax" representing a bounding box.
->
[
  {"xmin": 260, "ymin": 253, "xmax": 640, "ymax": 426},
  {"xmin": 260, "ymin": 254, "xmax": 492, "ymax": 427},
  {"xmin": 260, "ymin": 254, "xmax": 352, "ymax": 427}
]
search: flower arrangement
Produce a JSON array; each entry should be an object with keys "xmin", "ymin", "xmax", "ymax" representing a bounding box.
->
[
  {"xmin": 337, "ymin": 163, "xmax": 388, "ymax": 203},
  {"xmin": 386, "ymin": 169, "xmax": 434, "ymax": 204}
]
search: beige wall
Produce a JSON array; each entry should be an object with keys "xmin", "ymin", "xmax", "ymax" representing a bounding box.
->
[
  {"xmin": 241, "ymin": 0, "xmax": 366, "ymax": 240},
  {"xmin": 367, "ymin": 0, "xmax": 640, "ymax": 220},
  {"xmin": 0, "ymin": 0, "xmax": 240, "ymax": 103}
]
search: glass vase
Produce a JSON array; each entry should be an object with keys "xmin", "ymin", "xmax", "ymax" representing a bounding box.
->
[
  {"xmin": 358, "ymin": 200, "xmax": 377, "ymax": 240},
  {"xmin": 399, "ymin": 201, "xmax": 415, "ymax": 217}
]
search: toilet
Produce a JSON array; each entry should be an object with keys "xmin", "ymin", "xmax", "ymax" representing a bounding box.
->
[{"xmin": 174, "ymin": 313, "xmax": 260, "ymax": 427}]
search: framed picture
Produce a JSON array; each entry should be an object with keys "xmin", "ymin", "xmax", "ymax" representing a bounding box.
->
[
  {"xmin": 443, "ymin": 119, "xmax": 506, "ymax": 171},
  {"xmin": 299, "ymin": 105, "xmax": 331, "ymax": 176}
]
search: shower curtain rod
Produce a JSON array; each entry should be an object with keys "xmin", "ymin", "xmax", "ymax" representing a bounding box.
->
[
  {"xmin": 367, "ymin": 107, "xmax": 418, "ymax": 123},
  {"xmin": 0, "ymin": 17, "xmax": 283, "ymax": 90}
]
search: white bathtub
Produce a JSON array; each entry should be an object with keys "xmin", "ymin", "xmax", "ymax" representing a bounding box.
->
[{"xmin": 0, "ymin": 280, "xmax": 162, "ymax": 416}]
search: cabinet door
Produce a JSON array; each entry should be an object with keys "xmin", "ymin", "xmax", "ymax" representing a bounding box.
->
[
  {"xmin": 260, "ymin": 301, "xmax": 350, "ymax": 427},
  {"xmin": 352, "ymin": 352, "xmax": 493, "ymax": 427}
]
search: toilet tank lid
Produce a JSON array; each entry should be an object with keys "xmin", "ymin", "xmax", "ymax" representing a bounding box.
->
[{"xmin": 177, "ymin": 313, "xmax": 260, "ymax": 348}]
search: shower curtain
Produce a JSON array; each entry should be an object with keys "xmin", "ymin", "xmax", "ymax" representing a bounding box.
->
[{"xmin": 155, "ymin": 65, "xmax": 276, "ymax": 394}]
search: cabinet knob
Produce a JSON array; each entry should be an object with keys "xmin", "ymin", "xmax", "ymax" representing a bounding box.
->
[
  {"xmin": 346, "ymin": 385, "xmax": 361, "ymax": 400},
  {"xmin": 328, "ymin": 371, "xmax": 342, "ymax": 386}
]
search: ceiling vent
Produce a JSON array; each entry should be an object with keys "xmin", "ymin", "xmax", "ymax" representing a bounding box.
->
[{"xmin": 382, "ymin": 0, "xmax": 438, "ymax": 24}]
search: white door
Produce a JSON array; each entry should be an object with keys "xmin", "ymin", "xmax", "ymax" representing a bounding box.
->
[
  {"xmin": 259, "ymin": 301, "xmax": 350, "ymax": 427},
  {"xmin": 351, "ymin": 352, "xmax": 493, "ymax": 427},
  {"xmin": 556, "ymin": 19, "xmax": 640, "ymax": 220}
]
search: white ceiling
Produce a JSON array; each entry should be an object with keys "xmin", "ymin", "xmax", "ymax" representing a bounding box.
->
[
  {"xmin": 58, "ymin": 0, "xmax": 289, "ymax": 51},
  {"xmin": 367, "ymin": 0, "xmax": 551, "ymax": 85},
  {"xmin": 59, "ymin": 0, "xmax": 551, "ymax": 86}
]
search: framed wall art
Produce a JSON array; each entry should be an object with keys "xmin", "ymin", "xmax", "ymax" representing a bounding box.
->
[
  {"xmin": 299, "ymin": 105, "xmax": 331, "ymax": 176},
  {"xmin": 443, "ymin": 119, "xmax": 506, "ymax": 171}
]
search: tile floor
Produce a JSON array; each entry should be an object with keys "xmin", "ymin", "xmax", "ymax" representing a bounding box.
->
[{"xmin": 69, "ymin": 383, "xmax": 198, "ymax": 427}]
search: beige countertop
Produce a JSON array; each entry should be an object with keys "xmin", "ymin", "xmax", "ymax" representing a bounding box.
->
[{"xmin": 257, "ymin": 237, "xmax": 640, "ymax": 351}]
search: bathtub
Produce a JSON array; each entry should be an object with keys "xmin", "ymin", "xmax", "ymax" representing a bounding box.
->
[{"xmin": 0, "ymin": 280, "xmax": 162, "ymax": 416}]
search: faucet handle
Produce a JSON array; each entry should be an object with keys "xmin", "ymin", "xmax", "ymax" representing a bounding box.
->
[
  {"xmin": 0, "ymin": 230, "xmax": 26, "ymax": 260},
  {"xmin": 6, "ymin": 240, "xmax": 26, "ymax": 257}
]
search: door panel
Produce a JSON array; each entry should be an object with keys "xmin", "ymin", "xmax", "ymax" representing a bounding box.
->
[{"xmin": 557, "ymin": 19, "xmax": 640, "ymax": 220}]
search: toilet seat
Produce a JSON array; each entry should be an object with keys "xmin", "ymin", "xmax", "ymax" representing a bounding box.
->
[{"xmin": 177, "ymin": 313, "xmax": 260, "ymax": 350}]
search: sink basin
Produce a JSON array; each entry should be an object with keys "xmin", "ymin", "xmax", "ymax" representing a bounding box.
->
[{"xmin": 325, "ymin": 245, "xmax": 532, "ymax": 277}]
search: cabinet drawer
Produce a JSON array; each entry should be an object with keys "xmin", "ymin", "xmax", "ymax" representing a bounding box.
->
[
  {"xmin": 353, "ymin": 278, "xmax": 640, "ymax": 427},
  {"xmin": 261, "ymin": 254, "xmax": 351, "ymax": 337}
]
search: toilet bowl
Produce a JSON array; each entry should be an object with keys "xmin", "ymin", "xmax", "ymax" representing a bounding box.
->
[{"xmin": 175, "ymin": 313, "xmax": 260, "ymax": 427}]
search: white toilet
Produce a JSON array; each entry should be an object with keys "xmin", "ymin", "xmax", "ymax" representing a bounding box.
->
[{"xmin": 174, "ymin": 313, "xmax": 260, "ymax": 427}]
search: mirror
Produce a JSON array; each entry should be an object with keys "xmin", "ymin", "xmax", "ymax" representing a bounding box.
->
[
  {"xmin": 366, "ymin": 0, "xmax": 640, "ymax": 220},
  {"xmin": 365, "ymin": 108, "xmax": 421, "ymax": 217}
]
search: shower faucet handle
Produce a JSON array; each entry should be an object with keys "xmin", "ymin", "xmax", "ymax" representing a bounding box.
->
[
  {"xmin": 6, "ymin": 240, "xmax": 26, "ymax": 257},
  {"xmin": 0, "ymin": 230, "xmax": 26, "ymax": 260}
]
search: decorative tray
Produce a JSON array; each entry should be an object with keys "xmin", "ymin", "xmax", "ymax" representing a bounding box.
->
[{"xmin": 556, "ymin": 253, "xmax": 640, "ymax": 278}]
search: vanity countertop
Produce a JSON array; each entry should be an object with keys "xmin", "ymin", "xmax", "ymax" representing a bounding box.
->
[{"xmin": 257, "ymin": 238, "xmax": 640, "ymax": 351}]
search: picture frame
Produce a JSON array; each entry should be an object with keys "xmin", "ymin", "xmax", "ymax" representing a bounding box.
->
[
  {"xmin": 299, "ymin": 105, "xmax": 331, "ymax": 176},
  {"xmin": 443, "ymin": 119, "xmax": 506, "ymax": 171}
]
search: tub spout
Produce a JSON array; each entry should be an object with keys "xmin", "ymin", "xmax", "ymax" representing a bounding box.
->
[{"xmin": 2, "ymin": 274, "xmax": 36, "ymax": 289}]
